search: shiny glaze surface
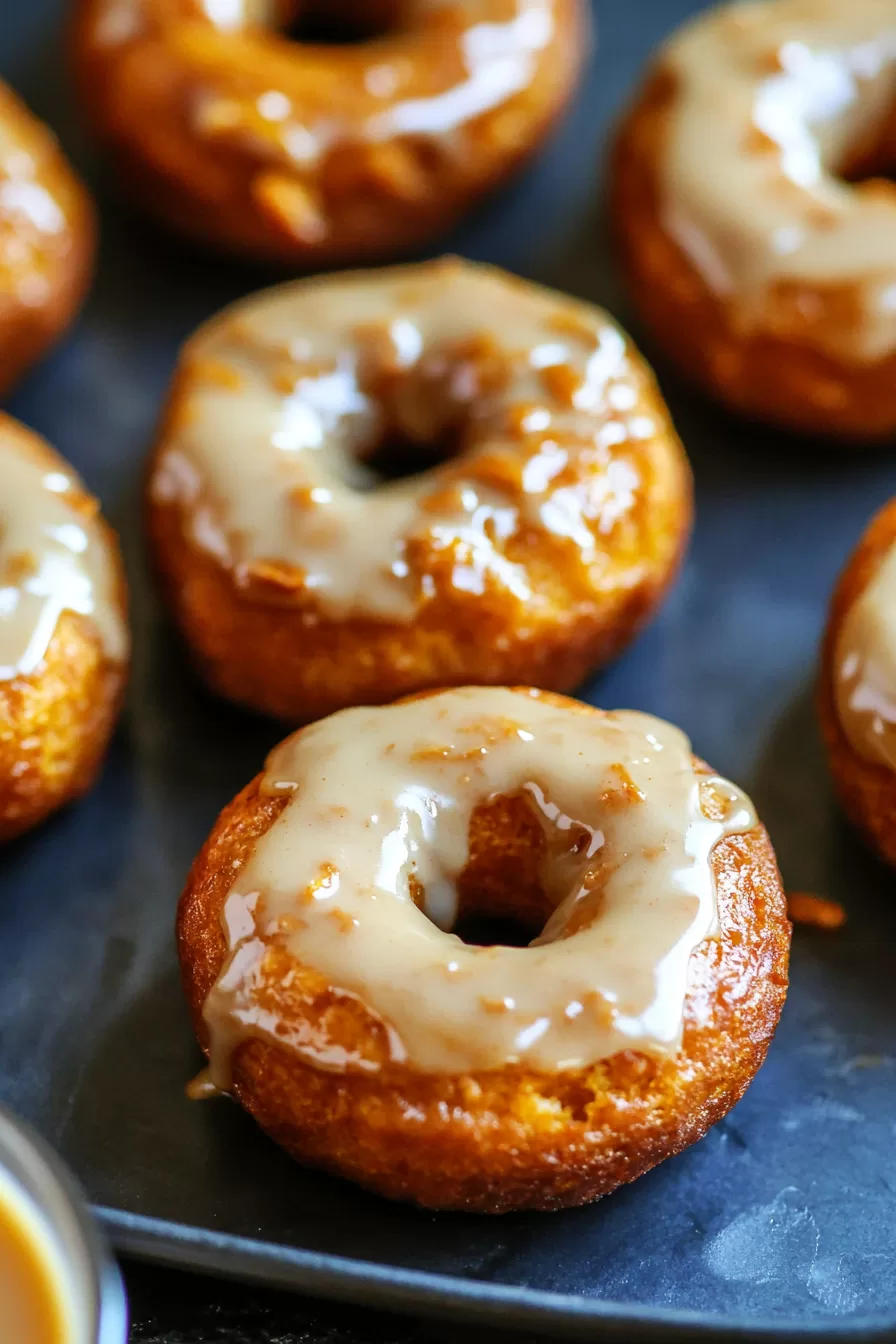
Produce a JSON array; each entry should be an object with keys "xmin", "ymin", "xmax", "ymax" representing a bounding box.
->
[
  {"xmin": 0, "ymin": 417, "xmax": 128, "ymax": 680},
  {"xmin": 835, "ymin": 538, "xmax": 896, "ymax": 769},
  {"xmin": 201, "ymin": 686, "xmax": 757, "ymax": 1078},
  {"xmin": 151, "ymin": 258, "xmax": 666, "ymax": 622},
  {"xmin": 662, "ymin": 0, "xmax": 896, "ymax": 360},
  {"xmin": 73, "ymin": 0, "xmax": 582, "ymax": 260}
]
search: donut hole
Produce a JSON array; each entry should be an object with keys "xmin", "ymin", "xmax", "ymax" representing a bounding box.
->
[
  {"xmin": 421, "ymin": 792, "xmax": 601, "ymax": 950},
  {"xmin": 825, "ymin": 89, "xmax": 896, "ymax": 186},
  {"xmin": 357, "ymin": 424, "xmax": 460, "ymax": 486},
  {"xmin": 280, "ymin": 0, "xmax": 399, "ymax": 45},
  {"xmin": 351, "ymin": 330, "xmax": 509, "ymax": 487},
  {"xmin": 452, "ymin": 912, "xmax": 543, "ymax": 949},
  {"xmin": 838, "ymin": 125, "xmax": 896, "ymax": 187}
]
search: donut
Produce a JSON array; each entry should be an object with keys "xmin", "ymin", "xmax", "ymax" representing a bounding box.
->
[
  {"xmin": 0, "ymin": 414, "xmax": 129, "ymax": 841},
  {"xmin": 177, "ymin": 685, "xmax": 790, "ymax": 1213},
  {"xmin": 0, "ymin": 82, "xmax": 94, "ymax": 398},
  {"xmin": 819, "ymin": 498, "xmax": 896, "ymax": 865},
  {"xmin": 146, "ymin": 258, "xmax": 692, "ymax": 722},
  {"xmin": 611, "ymin": 0, "xmax": 896, "ymax": 441},
  {"xmin": 71, "ymin": 0, "xmax": 586, "ymax": 265}
]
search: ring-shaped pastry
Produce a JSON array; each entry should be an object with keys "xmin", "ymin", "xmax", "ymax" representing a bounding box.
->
[
  {"xmin": 147, "ymin": 258, "xmax": 692, "ymax": 722},
  {"xmin": 178, "ymin": 686, "xmax": 790, "ymax": 1212},
  {"xmin": 72, "ymin": 0, "xmax": 586, "ymax": 265},
  {"xmin": 820, "ymin": 497, "xmax": 896, "ymax": 865},
  {"xmin": 611, "ymin": 0, "xmax": 896, "ymax": 440},
  {"xmin": 0, "ymin": 81, "xmax": 94, "ymax": 397},
  {"xmin": 0, "ymin": 414, "xmax": 128, "ymax": 841}
]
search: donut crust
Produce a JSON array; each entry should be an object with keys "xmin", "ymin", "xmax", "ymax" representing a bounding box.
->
[
  {"xmin": 611, "ymin": 71, "xmax": 896, "ymax": 442},
  {"xmin": 819, "ymin": 498, "xmax": 896, "ymax": 865},
  {"xmin": 0, "ymin": 82, "xmax": 95, "ymax": 398},
  {"xmin": 0, "ymin": 419, "xmax": 127, "ymax": 842},
  {"xmin": 71, "ymin": 0, "xmax": 586, "ymax": 266},
  {"xmin": 178, "ymin": 698, "xmax": 790, "ymax": 1213}
]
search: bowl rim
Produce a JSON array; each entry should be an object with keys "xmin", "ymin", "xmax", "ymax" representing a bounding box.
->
[{"xmin": 0, "ymin": 1105, "xmax": 128, "ymax": 1344}]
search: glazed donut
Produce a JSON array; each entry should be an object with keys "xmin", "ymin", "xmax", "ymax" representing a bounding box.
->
[
  {"xmin": 820, "ymin": 498, "xmax": 896, "ymax": 865},
  {"xmin": 177, "ymin": 685, "xmax": 790, "ymax": 1213},
  {"xmin": 71, "ymin": 0, "xmax": 586, "ymax": 265},
  {"xmin": 147, "ymin": 258, "xmax": 692, "ymax": 722},
  {"xmin": 0, "ymin": 82, "xmax": 94, "ymax": 398},
  {"xmin": 0, "ymin": 414, "xmax": 128, "ymax": 841},
  {"xmin": 611, "ymin": 0, "xmax": 896, "ymax": 441}
]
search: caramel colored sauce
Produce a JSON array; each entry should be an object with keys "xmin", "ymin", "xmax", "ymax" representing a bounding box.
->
[
  {"xmin": 0, "ymin": 1169, "xmax": 75, "ymax": 1344},
  {"xmin": 201, "ymin": 687, "xmax": 757, "ymax": 1081},
  {"xmin": 662, "ymin": 0, "xmax": 896, "ymax": 360}
]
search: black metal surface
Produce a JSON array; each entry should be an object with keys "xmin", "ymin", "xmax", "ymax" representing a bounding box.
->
[{"xmin": 1, "ymin": 1, "xmax": 895, "ymax": 1340}]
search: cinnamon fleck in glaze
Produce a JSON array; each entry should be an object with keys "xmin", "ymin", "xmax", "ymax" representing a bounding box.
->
[
  {"xmin": 663, "ymin": 0, "xmax": 896, "ymax": 363},
  {"xmin": 72, "ymin": 0, "xmax": 586, "ymax": 264},
  {"xmin": 835, "ymin": 540, "xmax": 896, "ymax": 769},
  {"xmin": 201, "ymin": 687, "xmax": 757, "ymax": 1081},
  {"xmin": 0, "ymin": 423, "xmax": 127, "ymax": 679},
  {"xmin": 0, "ymin": 82, "xmax": 94, "ymax": 396}
]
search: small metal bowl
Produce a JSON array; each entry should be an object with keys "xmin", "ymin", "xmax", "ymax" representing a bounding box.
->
[{"xmin": 0, "ymin": 1106, "xmax": 127, "ymax": 1343}]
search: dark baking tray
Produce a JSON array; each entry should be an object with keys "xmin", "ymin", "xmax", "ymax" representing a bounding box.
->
[{"xmin": 2, "ymin": 0, "xmax": 896, "ymax": 1339}]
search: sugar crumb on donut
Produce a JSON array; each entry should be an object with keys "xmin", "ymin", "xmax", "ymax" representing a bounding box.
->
[{"xmin": 787, "ymin": 892, "xmax": 846, "ymax": 929}]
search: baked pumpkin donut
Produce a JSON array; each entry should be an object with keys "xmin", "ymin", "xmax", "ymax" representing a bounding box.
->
[
  {"xmin": 147, "ymin": 258, "xmax": 692, "ymax": 722},
  {"xmin": 178, "ymin": 685, "xmax": 790, "ymax": 1213},
  {"xmin": 71, "ymin": 0, "xmax": 586, "ymax": 265},
  {"xmin": 611, "ymin": 0, "xmax": 896, "ymax": 440},
  {"xmin": 0, "ymin": 414, "xmax": 128, "ymax": 841},
  {"xmin": 820, "ymin": 498, "xmax": 896, "ymax": 865},
  {"xmin": 0, "ymin": 82, "xmax": 94, "ymax": 398}
]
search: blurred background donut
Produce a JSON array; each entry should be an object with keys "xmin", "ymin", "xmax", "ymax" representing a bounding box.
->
[
  {"xmin": 72, "ymin": 0, "xmax": 588, "ymax": 265},
  {"xmin": 611, "ymin": 0, "xmax": 896, "ymax": 441}
]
